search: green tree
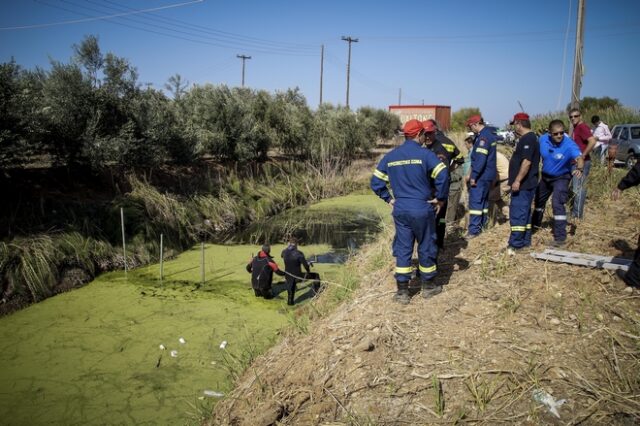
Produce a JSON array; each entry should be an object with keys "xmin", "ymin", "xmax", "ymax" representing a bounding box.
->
[
  {"xmin": 72, "ymin": 35, "xmax": 103, "ymax": 88},
  {"xmin": 568, "ymin": 96, "xmax": 621, "ymax": 112},
  {"xmin": 164, "ymin": 74, "xmax": 189, "ymax": 101},
  {"xmin": 451, "ymin": 107, "xmax": 482, "ymax": 131}
]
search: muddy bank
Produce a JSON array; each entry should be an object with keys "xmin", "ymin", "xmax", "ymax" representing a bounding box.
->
[{"xmin": 211, "ymin": 192, "xmax": 640, "ymax": 425}]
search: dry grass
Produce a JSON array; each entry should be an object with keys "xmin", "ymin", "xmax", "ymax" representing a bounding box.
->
[{"xmin": 209, "ymin": 162, "xmax": 640, "ymax": 425}]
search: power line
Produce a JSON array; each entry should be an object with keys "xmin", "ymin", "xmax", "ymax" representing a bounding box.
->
[
  {"xmin": 32, "ymin": 0, "xmax": 319, "ymax": 57},
  {"xmin": 556, "ymin": 0, "xmax": 573, "ymax": 110},
  {"xmin": 89, "ymin": 0, "xmax": 317, "ymax": 52},
  {"xmin": 0, "ymin": 0, "xmax": 203, "ymax": 30},
  {"xmin": 96, "ymin": 0, "xmax": 316, "ymax": 51}
]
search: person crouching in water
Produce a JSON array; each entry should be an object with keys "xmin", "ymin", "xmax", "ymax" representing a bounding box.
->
[
  {"xmin": 281, "ymin": 237, "xmax": 311, "ymax": 306},
  {"xmin": 246, "ymin": 244, "xmax": 285, "ymax": 299}
]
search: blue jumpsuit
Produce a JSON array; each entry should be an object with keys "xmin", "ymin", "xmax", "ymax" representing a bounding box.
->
[
  {"xmin": 468, "ymin": 126, "xmax": 498, "ymax": 235},
  {"xmin": 371, "ymin": 139, "xmax": 449, "ymax": 283}
]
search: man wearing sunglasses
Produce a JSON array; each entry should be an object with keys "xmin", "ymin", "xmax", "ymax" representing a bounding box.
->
[
  {"xmin": 532, "ymin": 120, "xmax": 585, "ymax": 247},
  {"xmin": 568, "ymin": 108, "xmax": 597, "ymax": 219}
]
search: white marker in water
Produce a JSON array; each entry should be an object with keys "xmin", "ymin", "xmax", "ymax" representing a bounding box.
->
[
  {"xmin": 159, "ymin": 344, "xmax": 166, "ymax": 350},
  {"xmin": 179, "ymin": 337, "xmax": 186, "ymax": 344},
  {"xmin": 170, "ymin": 350, "xmax": 178, "ymax": 358},
  {"xmin": 219, "ymin": 340, "xmax": 227, "ymax": 349}
]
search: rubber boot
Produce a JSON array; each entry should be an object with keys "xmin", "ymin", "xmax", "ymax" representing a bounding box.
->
[
  {"xmin": 393, "ymin": 281, "xmax": 410, "ymax": 305},
  {"xmin": 422, "ymin": 280, "xmax": 443, "ymax": 299}
]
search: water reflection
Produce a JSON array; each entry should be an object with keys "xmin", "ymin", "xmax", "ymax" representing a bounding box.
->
[{"xmin": 231, "ymin": 208, "xmax": 382, "ymax": 263}]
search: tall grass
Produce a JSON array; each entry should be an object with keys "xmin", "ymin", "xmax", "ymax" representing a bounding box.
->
[{"xmin": 530, "ymin": 106, "xmax": 640, "ymax": 134}]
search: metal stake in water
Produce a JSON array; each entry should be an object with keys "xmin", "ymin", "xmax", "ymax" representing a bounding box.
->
[
  {"xmin": 159, "ymin": 233, "xmax": 164, "ymax": 281},
  {"xmin": 120, "ymin": 207, "xmax": 127, "ymax": 277},
  {"xmin": 201, "ymin": 241, "xmax": 205, "ymax": 284}
]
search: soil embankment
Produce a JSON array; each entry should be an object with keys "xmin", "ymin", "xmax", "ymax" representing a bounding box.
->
[{"xmin": 212, "ymin": 169, "xmax": 640, "ymax": 425}]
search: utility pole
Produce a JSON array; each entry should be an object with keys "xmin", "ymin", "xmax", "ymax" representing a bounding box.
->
[
  {"xmin": 319, "ymin": 44, "xmax": 324, "ymax": 106},
  {"xmin": 570, "ymin": 0, "xmax": 585, "ymax": 110},
  {"xmin": 236, "ymin": 54, "xmax": 251, "ymax": 87},
  {"xmin": 341, "ymin": 36, "xmax": 358, "ymax": 108},
  {"xmin": 398, "ymin": 88, "xmax": 402, "ymax": 105}
]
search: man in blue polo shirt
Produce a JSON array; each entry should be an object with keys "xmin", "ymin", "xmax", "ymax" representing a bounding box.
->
[
  {"xmin": 507, "ymin": 112, "xmax": 540, "ymax": 251},
  {"xmin": 371, "ymin": 119, "xmax": 449, "ymax": 304},
  {"xmin": 532, "ymin": 119, "xmax": 584, "ymax": 247}
]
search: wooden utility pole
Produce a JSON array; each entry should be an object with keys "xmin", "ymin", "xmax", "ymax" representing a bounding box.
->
[
  {"xmin": 237, "ymin": 54, "xmax": 251, "ymax": 87},
  {"xmin": 319, "ymin": 44, "xmax": 324, "ymax": 106},
  {"xmin": 570, "ymin": 0, "xmax": 586, "ymax": 110},
  {"xmin": 341, "ymin": 36, "xmax": 358, "ymax": 108}
]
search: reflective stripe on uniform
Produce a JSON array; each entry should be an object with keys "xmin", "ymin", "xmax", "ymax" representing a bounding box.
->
[
  {"xmin": 438, "ymin": 218, "xmax": 446, "ymax": 224},
  {"xmin": 419, "ymin": 264, "xmax": 436, "ymax": 274},
  {"xmin": 476, "ymin": 148, "xmax": 488, "ymax": 155},
  {"xmin": 554, "ymin": 215, "xmax": 567, "ymax": 220},
  {"xmin": 373, "ymin": 169, "xmax": 389, "ymax": 182},
  {"xmin": 482, "ymin": 208, "xmax": 489, "ymax": 213},
  {"xmin": 395, "ymin": 266, "xmax": 413, "ymax": 274},
  {"xmin": 535, "ymin": 208, "xmax": 544, "ymax": 212},
  {"xmin": 526, "ymin": 224, "xmax": 532, "ymax": 229},
  {"xmin": 431, "ymin": 162, "xmax": 446, "ymax": 179},
  {"xmin": 511, "ymin": 226, "xmax": 526, "ymax": 232},
  {"xmin": 388, "ymin": 159, "xmax": 423, "ymax": 167},
  {"xmin": 469, "ymin": 209, "xmax": 483, "ymax": 215},
  {"xmin": 442, "ymin": 143, "xmax": 456, "ymax": 153}
]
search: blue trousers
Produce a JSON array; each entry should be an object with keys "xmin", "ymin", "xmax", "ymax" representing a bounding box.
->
[
  {"xmin": 508, "ymin": 188, "xmax": 535, "ymax": 249},
  {"xmin": 392, "ymin": 209, "xmax": 437, "ymax": 283},
  {"xmin": 533, "ymin": 174, "xmax": 571, "ymax": 242},
  {"xmin": 571, "ymin": 160, "xmax": 591, "ymax": 219},
  {"xmin": 468, "ymin": 180, "xmax": 491, "ymax": 235}
]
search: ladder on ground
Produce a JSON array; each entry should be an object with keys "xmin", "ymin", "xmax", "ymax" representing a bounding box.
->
[{"xmin": 530, "ymin": 249, "xmax": 631, "ymax": 271}]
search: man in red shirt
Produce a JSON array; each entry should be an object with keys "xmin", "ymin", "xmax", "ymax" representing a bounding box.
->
[{"xmin": 568, "ymin": 108, "xmax": 597, "ymax": 219}]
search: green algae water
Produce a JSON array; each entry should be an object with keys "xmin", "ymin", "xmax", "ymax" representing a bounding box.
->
[{"xmin": 0, "ymin": 193, "xmax": 388, "ymax": 425}]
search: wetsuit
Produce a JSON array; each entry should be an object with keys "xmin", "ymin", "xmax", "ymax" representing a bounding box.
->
[{"xmin": 246, "ymin": 250, "xmax": 285, "ymax": 299}]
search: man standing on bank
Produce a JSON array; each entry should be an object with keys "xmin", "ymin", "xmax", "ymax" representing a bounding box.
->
[
  {"xmin": 422, "ymin": 120, "xmax": 454, "ymax": 249},
  {"xmin": 371, "ymin": 119, "xmax": 449, "ymax": 304},
  {"xmin": 611, "ymin": 161, "xmax": 640, "ymax": 288},
  {"xmin": 281, "ymin": 237, "xmax": 311, "ymax": 306},
  {"xmin": 507, "ymin": 112, "xmax": 540, "ymax": 251},
  {"xmin": 424, "ymin": 119, "xmax": 465, "ymax": 229},
  {"xmin": 568, "ymin": 108, "xmax": 597, "ymax": 219},
  {"xmin": 465, "ymin": 115, "xmax": 498, "ymax": 239},
  {"xmin": 532, "ymin": 120, "xmax": 584, "ymax": 247}
]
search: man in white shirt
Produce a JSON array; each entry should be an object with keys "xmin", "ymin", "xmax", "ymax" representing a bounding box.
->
[{"xmin": 591, "ymin": 115, "xmax": 612, "ymax": 164}]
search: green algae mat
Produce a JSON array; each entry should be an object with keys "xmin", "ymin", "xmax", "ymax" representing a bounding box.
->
[{"xmin": 0, "ymin": 193, "xmax": 388, "ymax": 425}]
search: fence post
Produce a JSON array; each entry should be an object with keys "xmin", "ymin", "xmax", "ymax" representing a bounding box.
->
[
  {"xmin": 160, "ymin": 233, "xmax": 164, "ymax": 281},
  {"xmin": 120, "ymin": 207, "xmax": 127, "ymax": 277},
  {"xmin": 201, "ymin": 241, "xmax": 205, "ymax": 284}
]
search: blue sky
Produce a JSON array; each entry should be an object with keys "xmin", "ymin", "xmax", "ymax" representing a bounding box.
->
[{"xmin": 1, "ymin": 0, "xmax": 639, "ymax": 126}]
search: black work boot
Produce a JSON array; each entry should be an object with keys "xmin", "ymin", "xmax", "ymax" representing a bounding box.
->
[
  {"xmin": 422, "ymin": 280, "xmax": 443, "ymax": 299},
  {"xmin": 393, "ymin": 282, "xmax": 410, "ymax": 305}
]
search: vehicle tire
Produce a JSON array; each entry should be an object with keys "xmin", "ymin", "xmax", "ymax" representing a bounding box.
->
[{"xmin": 625, "ymin": 153, "xmax": 638, "ymax": 170}]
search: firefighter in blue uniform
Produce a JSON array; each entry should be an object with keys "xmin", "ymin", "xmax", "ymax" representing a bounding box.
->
[
  {"xmin": 421, "ymin": 120, "xmax": 454, "ymax": 249},
  {"xmin": 507, "ymin": 112, "xmax": 540, "ymax": 251},
  {"xmin": 371, "ymin": 119, "xmax": 449, "ymax": 304},
  {"xmin": 465, "ymin": 115, "xmax": 498, "ymax": 238},
  {"xmin": 532, "ymin": 119, "xmax": 584, "ymax": 247}
]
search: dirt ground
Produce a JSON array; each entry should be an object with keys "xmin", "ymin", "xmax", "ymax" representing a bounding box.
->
[{"xmin": 210, "ymin": 169, "xmax": 640, "ymax": 426}]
